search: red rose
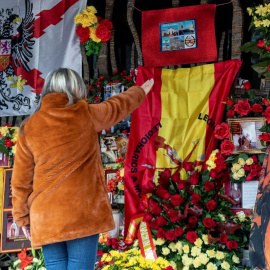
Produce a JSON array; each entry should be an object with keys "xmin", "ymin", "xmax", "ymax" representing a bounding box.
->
[
  {"xmin": 157, "ymin": 228, "xmax": 165, "ymax": 238},
  {"xmin": 190, "ymin": 173, "xmax": 199, "ymax": 185},
  {"xmin": 5, "ymin": 139, "xmax": 13, "ymax": 147},
  {"xmin": 138, "ymin": 202, "xmax": 147, "ymax": 212},
  {"xmin": 174, "ymin": 227, "xmax": 184, "ymax": 237},
  {"xmin": 186, "ymin": 231, "xmax": 197, "ymax": 243},
  {"xmin": 162, "ymin": 169, "xmax": 171, "ymax": 179},
  {"xmin": 93, "ymin": 96, "xmax": 100, "ymax": 102},
  {"xmin": 96, "ymin": 24, "xmax": 112, "ymax": 42},
  {"xmin": 209, "ymin": 169, "xmax": 218, "ymax": 178},
  {"xmin": 171, "ymin": 194, "xmax": 184, "ymax": 207},
  {"xmin": 178, "ymin": 180, "xmax": 186, "ymax": 190},
  {"xmin": 172, "ymin": 172, "xmax": 180, "ymax": 182},
  {"xmin": 263, "ymin": 107, "xmax": 270, "ymax": 123},
  {"xmin": 234, "ymin": 99, "xmax": 251, "ymax": 117},
  {"xmin": 266, "ymin": 45, "xmax": 270, "ymax": 51},
  {"xmin": 168, "ymin": 210, "xmax": 178, "ymax": 222},
  {"xmin": 204, "ymin": 181, "xmax": 214, "ymax": 192},
  {"xmin": 156, "ymin": 186, "xmax": 170, "ymax": 200},
  {"xmin": 243, "ymin": 81, "xmax": 251, "ymax": 90},
  {"xmin": 257, "ymin": 39, "xmax": 265, "ymax": 48},
  {"xmin": 219, "ymin": 233, "xmax": 228, "ymax": 244},
  {"xmin": 143, "ymin": 212, "xmax": 153, "ymax": 221},
  {"xmin": 263, "ymin": 98, "xmax": 270, "ymax": 106},
  {"xmin": 75, "ymin": 25, "xmax": 90, "ymax": 43},
  {"xmin": 165, "ymin": 230, "xmax": 176, "ymax": 241},
  {"xmin": 206, "ymin": 200, "xmax": 216, "ymax": 211},
  {"xmin": 226, "ymin": 99, "xmax": 233, "ymax": 106},
  {"xmin": 259, "ymin": 133, "xmax": 270, "ymax": 142},
  {"xmin": 100, "ymin": 19, "xmax": 113, "ymax": 30},
  {"xmin": 188, "ymin": 216, "xmax": 198, "ymax": 225},
  {"xmin": 183, "ymin": 162, "xmax": 193, "ymax": 172},
  {"xmin": 152, "ymin": 204, "xmax": 162, "ymax": 215},
  {"xmin": 214, "ymin": 123, "xmax": 230, "ymax": 140},
  {"xmin": 157, "ymin": 216, "xmax": 167, "ymax": 227},
  {"xmin": 191, "ymin": 193, "xmax": 201, "ymax": 204},
  {"xmin": 246, "ymin": 175, "xmax": 253, "ymax": 181},
  {"xmin": 252, "ymin": 155, "xmax": 258, "ymax": 163},
  {"xmin": 226, "ymin": 240, "xmax": 238, "ymax": 250},
  {"xmin": 220, "ymin": 140, "xmax": 235, "ymax": 156},
  {"xmin": 244, "ymin": 165, "xmax": 251, "ymax": 171},
  {"xmin": 215, "ymin": 153, "xmax": 227, "ymax": 171},
  {"xmin": 164, "ymin": 267, "xmax": 174, "ymax": 270},
  {"xmin": 150, "ymin": 219, "xmax": 159, "ymax": 230},
  {"xmin": 203, "ymin": 217, "xmax": 216, "ymax": 228},
  {"xmin": 251, "ymin": 164, "xmax": 256, "ymax": 170},
  {"xmin": 250, "ymin": 170, "xmax": 257, "ymax": 178},
  {"xmin": 252, "ymin": 103, "xmax": 263, "ymax": 113},
  {"xmin": 256, "ymin": 164, "xmax": 262, "ymax": 171},
  {"xmin": 227, "ymin": 108, "xmax": 235, "ymax": 118}
]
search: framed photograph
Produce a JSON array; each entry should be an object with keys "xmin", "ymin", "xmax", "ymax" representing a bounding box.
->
[
  {"xmin": 229, "ymin": 182, "xmax": 242, "ymax": 209},
  {"xmin": 3, "ymin": 168, "xmax": 13, "ymax": 209},
  {"xmin": 115, "ymin": 134, "xmax": 129, "ymax": 159},
  {"xmin": 100, "ymin": 136, "xmax": 119, "ymax": 164},
  {"xmin": 1, "ymin": 210, "xmax": 31, "ymax": 253},
  {"xmin": 228, "ymin": 117, "xmax": 266, "ymax": 154},
  {"xmin": 0, "ymin": 153, "xmax": 10, "ymax": 167},
  {"xmin": 105, "ymin": 169, "xmax": 117, "ymax": 184},
  {"xmin": 104, "ymin": 83, "xmax": 124, "ymax": 101}
]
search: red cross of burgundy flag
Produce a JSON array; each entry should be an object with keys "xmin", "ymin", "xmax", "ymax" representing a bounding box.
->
[
  {"xmin": 124, "ymin": 60, "xmax": 241, "ymax": 237},
  {"xmin": 142, "ymin": 4, "xmax": 217, "ymax": 67},
  {"xmin": 0, "ymin": 0, "xmax": 86, "ymax": 116}
]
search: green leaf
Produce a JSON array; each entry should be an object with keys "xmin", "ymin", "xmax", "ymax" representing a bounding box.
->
[
  {"xmin": 252, "ymin": 60, "xmax": 270, "ymax": 75},
  {"xmin": 241, "ymin": 41, "xmax": 263, "ymax": 53},
  {"xmin": 238, "ymin": 154, "xmax": 249, "ymax": 160},
  {"xmin": 258, "ymin": 153, "xmax": 265, "ymax": 163},
  {"xmin": 261, "ymin": 52, "xmax": 270, "ymax": 60}
]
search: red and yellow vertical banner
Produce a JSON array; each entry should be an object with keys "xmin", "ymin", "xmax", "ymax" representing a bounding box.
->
[{"xmin": 124, "ymin": 60, "xmax": 241, "ymax": 237}]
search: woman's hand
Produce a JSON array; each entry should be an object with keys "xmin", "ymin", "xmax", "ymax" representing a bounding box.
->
[
  {"xmin": 22, "ymin": 225, "xmax": 31, "ymax": 241},
  {"xmin": 141, "ymin": 78, "xmax": 154, "ymax": 95}
]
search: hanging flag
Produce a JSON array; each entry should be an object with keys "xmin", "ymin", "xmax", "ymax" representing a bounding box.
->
[
  {"xmin": 141, "ymin": 4, "xmax": 217, "ymax": 67},
  {"xmin": 124, "ymin": 60, "xmax": 241, "ymax": 236},
  {"xmin": 0, "ymin": 0, "xmax": 86, "ymax": 116}
]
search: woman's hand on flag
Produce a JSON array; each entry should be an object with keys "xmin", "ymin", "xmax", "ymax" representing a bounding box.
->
[{"xmin": 141, "ymin": 78, "xmax": 154, "ymax": 95}]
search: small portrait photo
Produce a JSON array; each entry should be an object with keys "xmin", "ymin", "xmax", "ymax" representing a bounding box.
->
[
  {"xmin": 116, "ymin": 135, "xmax": 129, "ymax": 159},
  {"xmin": 104, "ymin": 83, "xmax": 124, "ymax": 101},
  {"xmin": 228, "ymin": 118, "xmax": 266, "ymax": 154},
  {"xmin": 230, "ymin": 182, "xmax": 242, "ymax": 209},
  {"xmin": 101, "ymin": 137, "xmax": 119, "ymax": 164}
]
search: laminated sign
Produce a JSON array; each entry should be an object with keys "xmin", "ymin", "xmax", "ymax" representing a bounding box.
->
[{"xmin": 142, "ymin": 4, "xmax": 217, "ymax": 67}]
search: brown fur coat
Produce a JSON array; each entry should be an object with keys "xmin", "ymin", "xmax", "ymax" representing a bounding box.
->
[{"xmin": 11, "ymin": 86, "xmax": 145, "ymax": 247}]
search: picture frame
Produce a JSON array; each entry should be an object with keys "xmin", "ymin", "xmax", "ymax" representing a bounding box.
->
[
  {"xmin": 227, "ymin": 117, "xmax": 266, "ymax": 154},
  {"xmin": 105, "ymin": 169, "xmax": 117, "ymax": 184},
  {"xmin": 1, "ymin": 210, "xmax": 31, "ymax": 253},
  {"xmin": 3, "ymin": 168, "xmax": 13, "ymax": 209},
  {"xmin": 0, "ymin": 153, "xmax": 10, "ymax": 167},
  {"xmin": 100, "ymin": 136, "xmax": 119, "ymax": 164}
]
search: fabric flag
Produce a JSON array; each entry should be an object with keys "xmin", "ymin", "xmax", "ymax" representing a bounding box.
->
[
  {"xmin": 0, "ymin": 0, "xmax": 86, "ymax": 116},
  {"xmin": 124, "ymin": 60, "xmax": 241, "ymax": 235},
  {"xmin": 142, "ymin": 4, "xmax": 217, "ymax": 67}
]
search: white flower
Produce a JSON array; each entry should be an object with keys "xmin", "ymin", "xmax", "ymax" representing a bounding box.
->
[
  {"xmin": 221, "ymin": 261, "xmax": 230, "ymax": 270},
  {"xmin": 246, "ymin": 158, "xmax": 254, "ymax": 165},
  {"xmin": 170, "ymin": 261, "xmax": 177, "ymax": 270},
  {"xmin": 32, "ymin": 258, "xmax": 41, "ymax": 265},
  {"xmin": 182, "ymin": 255, "xmax": 193, "ymax": 266},
  {"xmin": 199, "ymin": 253, "xmax": 209, "ymax": 265},
  {"xmin": 194, "ymin": 238, "xmax": 203, "ymax": 247},
  {"xmin": 202, "ymin": 234, "xmax": 209, "ymax": 245},
  {"xmin": 191, "ymin": 246, "xmax": 201, "ymax": 257},
  {"xmin": 25, "ymin": 265, "xmax": 33, "ymax": 270},
  {"xmin": 218, "ymin": 213, "xmax": 226, "ymax": 222},
  {"xmin": 169, "ymin": 242, "xmax": 177, "ymax": 252},
  {"xmin": 193, "ymin": 257, "xmax": 202, "ymax": 268},
  {"xmin": 236, "ymin": 211, "xmax": 246, "ymax": 222},
  {"xmin": 238, "ymin": 158, "xmax": 246, "ymax": 166},
  {"xmin": 207, "ymin": 262, "xmax": 218, "ymax": 270},
  {"xmin": 216, "ymin": 251, "xmax": 225, "ymax": 260},
  {"xmin": 206, "ymin": 249, "xmax": 216, "ymax": 258},
  {"xmin": 39, "ymin": 267, "xmax": 46, "ymax": 270},
  {"xmin": 183, "ymin": 244, "xmax": 190, "ymax": 254},
  {"xmin": 13, "ymin": 259, "xmax": 21, "ymax": 267},
  {"xmin": 232, "ymin": 255, "xmax": 240, "ymax": 264},
  {"xmin": 162, "ymin": 247, "xmax": 170, "ymax": 256},
  {"xmin": 175, "ymin": 241, "xmax": 182, "ymax": 253},
  {"xmin": 156, "ymin": 238, "xmax": 166, "ymax": 245}
]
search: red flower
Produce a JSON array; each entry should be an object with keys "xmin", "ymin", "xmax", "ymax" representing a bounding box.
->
[
  {"xmin": 203, "ymin": 218, "xmax": 216, "ymax": 228},
  {"xmin": 171, "ymin": 194, "xmax": 184, "ymax": 207},
  {"xmin": 226, "ymin": 99, "xmax": 233, "ymax": 106},
  {"xmin": 148, "ymin": 198, "xmax": 156, "ymax": 207},
  {"xmin": 17, "ymin": 247, "xmax": 33, "ymax": 270},
  {"xmin": 165, "ymin": 230, "xmax": 176, "ymax": 241},
  {"xmin": 143, "ymin": 212, "xmax": 153, "ymax": 221},
  {"xmin": 93, "ymin": 96, "xmax": 100, "ymax": 102},
  {"xmin": 252, "ymin": 103, "xmax": 263, "ymax": 113},
  {"xmin": 204, "ymin": 181, "xmax": 214, "ymax": 192},
  {"xmin": 188, "ymin": 216, "xmax": 198, "ymax": 225},
  {"xmin": 156, "ymin": 186, "xmax": 170, "ymax": 200},
  {"xmin": 190, "ymin": 172, "xmax": 199, "ymax": 185},
  {"xmin": 244, "ymin": 165, "xmax": 251, "ymax": 171},
  {"xmin": 246, "ymin": 175, "xmax": 253, "ymax": 181},
  {"xmin": 226, "ymin": 240, "xmax": 238, "ymax": 250},
  {"xmin": 186, "ymin": 231, "xmax": 197, "ymax": 243},
  {"xmin": 259, "ymin": 132, "xmax": 270, "ymax": 142},
  {"xmin": 209, "ymin": 169, "xmax": 218, "ymax": 178},
  {"xmin": 150, "ymin": 219, "xmax": 159, "ymax": 230},
  {"xmin": 3, "ymin": 123, "xmax": 11, "ymax": 127},
  {"xmin": 234, "ymin": 99, "xmax": 251, "ymax": 117},
  {"xmin": 220, "ymin": 140, "xmax": 235, "ymax": 156},
  {"xmin": 215, "ymin": 153, "xmax": 227, "ymax": 171},
  {"xmin": 266, "ymin": 45, "xmax": 270, "ymax": 51},
  {"xmin": 5, "ymin": 139, "xmax": 13, "ymax": 147},
  {"xmin": 268, "ymin": 65, "xmax": 270, "ymax": 71},
  {"xmin": 100, "ymin": 19, "xmax": 113, "ymax": 30},
  {"xmin": 138, "ymin": 202, "xmax": 147, "ymax": 212},
  {"xmin": 263, "ymin": 107, "xmax": 270, "ymax": 123},
  {"xmin": 75, "ymin": 25, "xmax": 90, "ymax": 43},
  {"xmin": 152, "ymin": 204, "xmax": 162, "ymax": 215},
  {"xmin": 214, "ymin": 123, "xmax": 230, "ymax": 140},
  {"xmin": 162, "ymin": 168, "xmax": 171, "ymax": 179},
  {"xmin": 164, "ymin": 267, "xmax": 174, "ymax": 270},
  {"xmin": 157, "ymin": 228, "xmax": 165, "ymax": 239},
  {"xmin": 157, "ymin": 216, "xmax": 168, "ymax": 227},
  {"xmin": 206, "ymin": 200, "xmax": 216, "ymax": 211},
  {"xmin": 243, "ymin": 81, "xmax": 251, "ymax": 90},
  {"xmin": 172, "ymin": 172, "xmax": 180, "ymax": 182},
  {"xmin": 219, "ymin": 233, "xmax": 228, "ymax": 244},
  {"xmin": 178, "ymin": 180, "xmax": 186, "ymax": 190},
  {"xmin": 263, "ymin": 98, "xmax": 270, "ymax": 106},
  {"xmin": 96, "ymin": 24, "xmax": 112, "ymax": 42},
  {"xmin": 174, "ymin": 227, "xmax": 184, "ymax": 237},
  {"xmin": 227, "ymin": 108, "xmax": 235, "ymax": 118},
  {"xmin": 256, "ymin": 164, "xmax": 262, "ymax": 171},
  {"xmin": 250, "ymin": 169, "xmax": 258, "ymax": 178},
  {"xmin": 257, "ymin": 40, "xmax": 265, "ymax": 48},
  {"xmin": 252, "ymin": 155, "xmax": 258, "ymax": 163},
  {"xmin": 184, "ymin": 162, "xmax": 193, "ymax": 171},
  {"xmin": 191, "ymin": 193, "xmax": 201, "ymax": 204},
  {"xmin": 168, "ymin": 210, "xmax": 178, "ymax": 223}
]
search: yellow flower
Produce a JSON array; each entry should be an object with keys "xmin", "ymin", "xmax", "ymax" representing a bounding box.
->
[
  {"xmin": 221, "ymin": 261, "xmax": 230, "ymax": 270},
  {"xmin": 12, "ymin": 145, "xmax": 16, "ymax": 155},
  {"xmin": 206, "ymin": 249, "xmax": 216, "ymax": 258},
  {"xmin": 193, "ymin": 257, "xmax": 202, "ymax": 268},
  {"xmin": 117, "ymin": 182, "xmax": 124, "ymax": 190},
  {"xmin": 232, "ymin": 255, "xmax": 240, "ymax": 264},
  {"xmin": 247, "ymin": 7, "xmax": 253, "ymax": 16},
  {"xmin": 175, "ymin": 241, "xmax": 183, "ymax": 253},
  {"xmin": 0, "ymin": 126, "xmax": 9, "ymax": 136},
  {"xmin": 168, "ymin": 242, "xmax": 177, "ymax": 252},
  {"xmin": 156, "ymin": 238, "xmax": 166, "ymax": 246},
  {"xmin": 216, "ymin": 251, "xmax": 225, "ymax": 260},
  {"xmin": 119, "ymin": 168, "xmax": 125, "ymax": 177},
  {"xmin": 206, "ymin": 160, "xmax": 216, "ymax": 170},
  {"xmin": 90, "ymin": 27, "xmax": 101, "ymax": 43},
  {"xmin": 202, "ymin": 234, "xmax": 209, "ymax": 245},
  {"xmin": 199, "ymin": 253, "xmax": 209, "ymax": 265},
  {"xmin": 246, "ymin": 158, "xmax": 253, "ymax": 165},
  {"xmin": 265, "ymin": 3, "xmax": 270, "ymax": 12},
  {"xmin": 255, "ymin": 5, "xmax": 266, "ymax": 16},
  {"xmin": 238, "ymin": 158, "xmax": 245, "ymax": 166},
  {"xmin": 86, "ymin": 13, "xmax": 98, "ymax": 25},
  {"xmin": 263, "ymin": 19, "xmax": 270, "ymax": 27},
  {"xmin": 182, "ymin": 267, "xmax": 189, "ymax": 270},
  {"xmin": 194, "ymin": 238, "xmax": 203, "ymax": 247},
  {"xmin": 86, "ymin": 6, "xmax": 97, "ymax": 14},
  {"xmin": 233, "ymin": 163, "xmax": 242, "ymax": 171},
  {"xmin": 74, "ymin": 14, "xmax": 84, "ymax": 24},
  {"xmin": 182, "ymin": 255, "xmax": 193, "ymax": 266},
  {"xmin": 162, "ymin": 247, "xmax": 170, "ymax": 256},
  {"xmin": 207, "ymin": 262, "xmax": 218, "ymax": 270},
  {"xmin": 191, "ymin": 246, "xmax": 201, "ymax": 257},
  {"xmin": 237, "ymin": 168, "xmax": 245, "ymax": 178},
  {"xmin": 183, "ymin": 244, "xmax": 190, "ymax": 254},
  {"xmin": 254, "ymin": 20, "xmax": 262, "ymax": 27},
  {"xmin": 232, "ymin": 172, "xmax": 240, "ymax": 180}
]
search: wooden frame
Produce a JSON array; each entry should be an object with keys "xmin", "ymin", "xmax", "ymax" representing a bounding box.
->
[{"xmin": 227, "ymin": 117, "xmax": 266, "ymax": 154}]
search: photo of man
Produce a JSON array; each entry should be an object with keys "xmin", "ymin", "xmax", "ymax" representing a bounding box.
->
[
  {"xmin": 230, "ymin": 182, "xmax": 242, "ymax": 208},
  {"xmin": 101, "ymin": 140, "xmax": 118, "ymax": 164}
]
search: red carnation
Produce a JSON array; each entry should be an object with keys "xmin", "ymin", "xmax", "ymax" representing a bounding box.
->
[
  {"xmin": 226, "ymin": 240, "xmax": 238, "ymax": 250},
  {"xmin": 150, "ymin": 219, "xmax": 159, "ymax": 230},
  {"xmin": 100, "ymin": 19, "xmax": 113, "ymax": 30},
  {"xmin": 178, "ymin": 180, "xmax": 186, "ymax": 190},
  {"xmin": 209, "ymin": 169, "xmax": 218, "ymax": 178},
  {"xmin": 219, "ymin": 233, "xmax": 228, "ymax": 244},
  {"xmin": 157, "ymin": 216, "xmax": 167, "ymax": 227},
  {"xmin": 227, "ymin": 108, "xmax": 235, "ymax": 118},
  {"xmin": 204, "ymin": 181, "xmax": 214, "ymax": 192},
  {"xmin": 152, "ymin": 204, "xmax": 162, "ymax": 215},
  {"xmin": 243, "ymin": 81, "xmax": 251, "ymax": 90},
  {"xmin": 75, "ymin": 25, "xmax": 90, "ymax": 43},
  {"xmin": 191, "ymin": 193, "xmax": 201, "ymax": 204},
  {"xmin": 168, "ymin": 210, "xmax": 178, "ymax": 223},
  {"xmin": 190, "ymin": 173, "xmax": 199, "ymax": 185},
  {"xmin": 220, "ymin": 140, "xmax": 235, "ymax": 156},
  {"xmin": 263, "ymin": 98, "xmax": 270, "ymax": 106},
  {"xmin": 257, "ymin": 39, "xmax": 265, "ymax": 48},
  {"xmin": 214, "ymin": 123, "xmax": 230, "ymax": 140},
  {"xmin": 157, "ymin": 228, "xmax": 165, "ymax": 239},
  {"xmin": 206, "ymin": 200, "xmax": 216, "ymax": 211},
  {"xmin": 203, "ymin": 217, "xmax": 216, "ymax": 228},
  {"xmin": 5, "ymin": 139, "xmax": 13, "ymax": 147},
  {"xmin": 263, "ymin": 107, "xmax": 270, "ymax": 123},
  {"xmin": 234, "ymin": 99, "xmax": 251, "ymax": 117},
  {"xmin": 172, "ymin": 172, "xmax": 180, "ymax": 182},
  {"xmin": 183, "ymin": 162, "xmax": 194, "ymax": 172},
  {"xmin": 188, "ymin": 216, "xmax": 198, "ymax": 225},
  {"xmin": 143, "ymin": 212, "xmax": 153, "ymax": 221},
  {"xmin": 164, "ymin": 267, "xmax": 174, "ymax": 270},
  {"xmin": 186, "ymin": 231, "xmax": 197, "ymax": 243},
  {"xmin": 174, "ymin": 227, "xmax": 184, "ymax": 237},
  {"xmin": 226, "ymin": 99, "xmax": 234, "ymax": 106},
  {"xmin": 96, "ymin": 24, "xmax": 112, "ymax": 42},
  {"xmin": 252, "ymin": 103, "xmax": 263, "ymax": 113},
  {"xmin": 165, "ymin": 230, "xmax": 176, "ymax": 241},
  {"xmin": 171, "ymin": 194, "xmax": 184, "ymax": 207}
]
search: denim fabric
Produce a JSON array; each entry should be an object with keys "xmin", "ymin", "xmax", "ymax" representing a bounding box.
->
[{"xmin": 42, "ymin": 234, "xmax": 99, "ymax": 270}]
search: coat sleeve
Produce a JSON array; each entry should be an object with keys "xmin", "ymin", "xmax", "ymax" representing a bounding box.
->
[
  {"xmin": 88, "ymin": 86, "xmax": 145, "ymax": 132},
  {"xmin": 11, "ymin": 132, "xmax": 34, "ymax": 227}
]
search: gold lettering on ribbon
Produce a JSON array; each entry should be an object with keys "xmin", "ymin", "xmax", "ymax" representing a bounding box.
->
[{"xmin": 140, "ymin": 221, "xmax": 156, "ymax": 260}]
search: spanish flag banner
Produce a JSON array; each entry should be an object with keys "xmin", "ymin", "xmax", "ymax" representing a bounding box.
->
[{"xmin": 124, "ymin": 60, "xmax": 241, "ymax": 237}]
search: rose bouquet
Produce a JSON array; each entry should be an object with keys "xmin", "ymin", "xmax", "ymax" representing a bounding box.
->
[
  {"xmin": 96, "ymin": 249, "xmax": 173, "ymax": 270},
  {"xmin": 74, "ymin": 6, "xmax": 113, "ymax": 56},
  {"xmin": 137, "ymin": 150, "xmax": 251, "ymax": 269}
]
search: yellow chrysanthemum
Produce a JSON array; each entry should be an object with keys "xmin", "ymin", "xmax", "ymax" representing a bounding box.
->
[
  {"xmin": 0, "ymin": 126, "xmax": 9, "ymax": 136},
  {"xmin": 117, "ymin": 182, "xmax": 124, "ymax": 190},
  {"xmin": 90, "ymin": 27, "xmax": 101, "ymax": 43},
  {"xmin": 119, "ymin": 168, "xmax": 125, "ymax": 177},
  {"xmin": 74, "ymin": 14, "xmax": 84, "ymax": 24},
  {"xmin": 86, "ymin": 6, "xmax": 97, "ymax": 14}
]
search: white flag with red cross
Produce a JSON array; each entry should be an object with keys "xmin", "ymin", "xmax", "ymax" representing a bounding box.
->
[{"xmin": 0, "ymin": 0, "xmax": 87, "ymax": 116}]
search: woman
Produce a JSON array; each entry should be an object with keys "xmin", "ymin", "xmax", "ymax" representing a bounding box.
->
[{"xmin": 11, "ymin": 68, "xmax": 153, "ymax": 270}]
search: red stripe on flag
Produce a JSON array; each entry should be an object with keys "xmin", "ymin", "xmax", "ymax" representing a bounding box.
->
[
  {"xmin": 205, "ymin": 60, "xmax": 241, "ymax": 160},
  {"xmin": 34, "ymin": 0, "xmax": 79, "ymax": 39},
  {"xmin": 124, "ymin": 66, "xmax": 162, "ymax": 238}
]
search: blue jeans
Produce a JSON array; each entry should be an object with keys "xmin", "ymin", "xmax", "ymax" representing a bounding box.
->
[{"xmin": 42, "ymin": 234, "xmax": 99, "ymax": 270}]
